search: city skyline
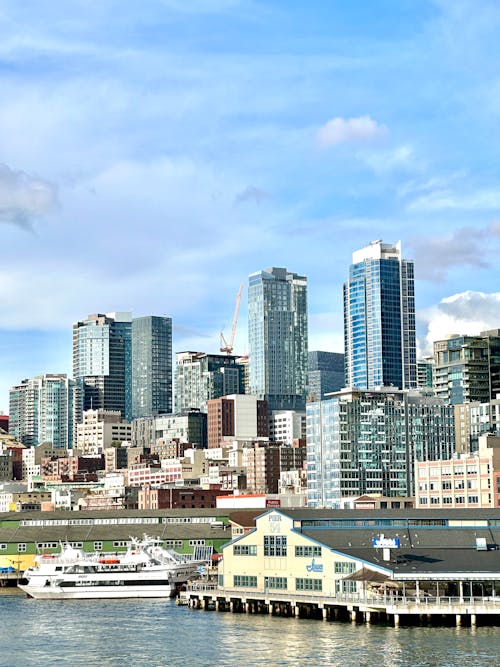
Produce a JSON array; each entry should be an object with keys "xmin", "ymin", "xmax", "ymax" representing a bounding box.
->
[{"xmin": 2, "ymin": 2, "xmax": 500, "ymax": 411}]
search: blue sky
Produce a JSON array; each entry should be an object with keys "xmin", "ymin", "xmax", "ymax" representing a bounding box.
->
[{"xmin": 2, "ymin": 0, "xmax": 500, "ymax": 412}]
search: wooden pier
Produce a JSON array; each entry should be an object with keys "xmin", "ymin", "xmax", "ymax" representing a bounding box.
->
[{"xmin": 180, "ymin": 584, "xmax": 500, "ymax": 627}]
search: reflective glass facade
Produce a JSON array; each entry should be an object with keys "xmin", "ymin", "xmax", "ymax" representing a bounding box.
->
[
  {"xmin": 306, "ymin": 388, "xmax": 455, "ymax": 508},
  {"xmin": 344, "ymin": 241, "xmax": 416, "ymax": 390},
  {"xmin": 132, "ymin": 316, "xmax": 172, "ymax": 418},
  {"xmin": 248, "ymin": 267, "xmax": 308, "ymax": 411}
]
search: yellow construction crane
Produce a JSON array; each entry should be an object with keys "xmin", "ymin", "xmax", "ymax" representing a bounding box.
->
[{"xmin": 220, "ymin": 284, "xmax": 243, "ymax": 355}]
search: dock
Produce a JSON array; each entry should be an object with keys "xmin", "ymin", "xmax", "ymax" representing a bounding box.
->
[{"xmin": 180, "ymin": 584, "xmax": 500, "ymax": 626}]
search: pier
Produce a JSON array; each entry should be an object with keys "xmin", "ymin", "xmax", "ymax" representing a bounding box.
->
[{"xmin": 180, "ymin": 584, "xmax": 500, "ymax": 626}]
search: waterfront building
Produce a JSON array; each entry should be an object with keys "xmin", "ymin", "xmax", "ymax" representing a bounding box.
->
[
  {"xmin": 175, "ymin": 352, "xmax": 244, "ymax": 414},
  {"xmin": 207, "ymin": 395, "xmax": 268, "ymax": 449},
  {"xmin": 416, "ymin": 434, "xmax": 500, "ymax": 509},
  {"xmin": 248, "ymin": 267, "xmax": 308, "ymax": 411},
  {"xmin": 306, "ymin": 387, "xmax": 455, "ymax": 509},
  {"xmin": 76, "ymin": 409, "xmax": 131, "ymax": 455},
  {"xmin": 213, "ymin": 507, "xmax": 500, "ymax": 625},
  {"xmin": 268, "ymin": 410, "xmax": 305, "ymax": 446},
  {"xmin": 9, "ymin": 374, "xmax": 76, "ymax": 450},
  {"xmin": 344, "ymin": 240, "xmax": 416, "ymax": 391},
  {"xmin": 131, "ymin": 316, "xmax": 172, "ymax": 419},
  {"xmin": 433, "ymin": 330, "xmax": 500, "ymax": 405},
  {"xmin": 73, "ymin": 312, "xmax": 132, "ymax": 421},
  {"xmin": 307, "ymin": 351, "xmax": 344, "ymax": 401}
]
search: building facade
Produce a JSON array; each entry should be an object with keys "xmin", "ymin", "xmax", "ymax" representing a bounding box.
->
[
  {"xmin": 306, "ymin": 388, "xmax": 455, "ymax": 508},
  {"xmin": 175, "ymin": 352, "xmax": 244, "ymax": 414},
  {"xmin": 416, "ymin": 435, "xmax": 500, "ymax": 509},
  {"xmin": 248, "ymin": 267, "xmax": 308, "ymax": 411},
  {"xmin": 9, "ymin": 374, "xmax": 76, "ymax": 449},
  {"xmin": 207, "ymin": 395, "xmax": 268, "ymax": 449},
  {"xmin": 131, "ymin": 315, "xmax": 173, "ymax": 419},
  {"xmin": 73, "ymin": 312, "xmax": 132, "ymax": 421},
  {"xmin": 344, "ymin": 240, "xmax": 416, "ymax": 391},
  {"xmin": 76, "ymin": 409, "xmax": 132, "ymax": 455},
  {"xmin": 433, "ymin": 330, "xmax": 500, "ymax": 405},
  {"xmin": 307, "ymin": 351, "xmax": 345, "ymax": 401},
  {"xmin": 268, "ymin": 410, "xmax": 306, "ymax": 446}
]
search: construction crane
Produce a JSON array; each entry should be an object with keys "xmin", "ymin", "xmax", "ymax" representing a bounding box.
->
[{"xmin": 220, "ymin": 284, "xmax": 243, "ymax": 355}]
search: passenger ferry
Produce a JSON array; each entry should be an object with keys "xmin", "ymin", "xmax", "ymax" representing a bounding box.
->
[{"xmin": 18, "ymin": 536, "xmax": 204, "ymax": 599}]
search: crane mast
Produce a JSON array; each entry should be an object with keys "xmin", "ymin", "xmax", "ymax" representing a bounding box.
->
[{"xmin": 220, "ymin": 284, "xmax": 243, "ymax": 355}]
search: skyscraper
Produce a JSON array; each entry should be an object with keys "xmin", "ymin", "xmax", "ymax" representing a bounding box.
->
[
  {"xmin": 131, "ymin": 316, "xmax": 172, "ymax": 418},
  {"xmin": 344, "ymin": 240, "xmax": 416, "ymax": 390},
  {"xmin": 307, "ymin": 350, "xmax": 345, "ymax": 400},
  {"xmin": 73, "ymin": 312, "xmax": 132, "ymax": 421},
  {"xmin": 9, "ymin": 374, "xmax": 76, "ymax": 449},
  {"xmin": 248, "ymin": 267, "xmax": 308, "ymax": 411}
]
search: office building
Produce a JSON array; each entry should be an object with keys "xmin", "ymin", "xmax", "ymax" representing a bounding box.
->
[
  {"xmin": 268, "ymin": 410, "xmax": 306, "ymax": 446},
  {"xmin": 207, "ymin": 395, "xmax": 268, "ymax": 448},
  {"xmin": 76, "ymin": 409, "xmax": 132, "ymax": 455},
  {"xmin": 433, "ymin": 330, "xmax": 500, "ymax": 405},
  {"xmin": 344, "ymin": 240, "xmax": 416, "ymax": 390},
  {"xmin": 306, "ymin": 387, "xmax": 455, "ymax": 508},
  {"xmin": 175, "ymin": 352, "xmax": 244, "ymax": 413},
  {"xmin": 307, "ymin": 351, "xmax": 344, "ymax": 400},
  {"xmin": 132, "ymin": 316, "xmax": 172, "ymax": 418},
  {"xmin": 73, "ymin": 312, "xmax": 132, "ymax": 421},
  {"xmin": 248, "ymin": 267, "xmax": 308, "ymax": 411},
  {"xmin": 9, "ymin": 374, "xmax": 76, "ymax": 449}
]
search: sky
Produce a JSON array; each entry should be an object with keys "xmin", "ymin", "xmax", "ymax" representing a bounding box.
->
[{"xmin": 2, "ymin": 0, "xmax": 500, "ymax": 412}]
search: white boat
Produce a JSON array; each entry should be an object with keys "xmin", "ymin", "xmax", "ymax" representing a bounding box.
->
[{"xmin": 18, "ymin": 536, "xmax": 205, "ymax": 600}]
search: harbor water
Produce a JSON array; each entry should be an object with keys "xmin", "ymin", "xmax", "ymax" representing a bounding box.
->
[{"xmin": 1, "ymin": 590, "xmax": 499, "ymax": 666}]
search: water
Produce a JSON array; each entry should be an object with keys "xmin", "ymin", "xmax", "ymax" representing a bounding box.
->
[{"xmin": 1, "ymin": 591, "xmax": 499, "ymax": 666}]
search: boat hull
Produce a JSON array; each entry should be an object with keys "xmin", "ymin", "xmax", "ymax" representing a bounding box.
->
[{"xmin": 18, "ymin": 582, "xmax": 175, "ymax": 599}]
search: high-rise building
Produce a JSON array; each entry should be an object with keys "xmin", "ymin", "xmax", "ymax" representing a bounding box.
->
[
  {"xmin": 131, "ymin": 316, "xmax": 172, "ymax": 418},
  {"xmin": 344, "ymin": 241, "xmax": 416, "ymax": 391},
  {"xmin": 8, "ymin": 374, "xmax": 76, "ymax": 449},
  {"xmin": 307, "ymin": 351, "xmax": 344, "ymax": 400},
  {"xmin": 174, "ymin": 352, "xmax": 244, "ymax": 413},
  {"xmin": 248, "ymin": 266, "xmax": 308, "ymax": 411},
  {"xmin": 73, "ymin": 312, "xmax": 132, "ymax": 421},
  {"xmin": 306, "ymin": 387, "xmax": 455, "ymax": 508},
  {"xmin": 433, "ymin": 330, "xmax": 500, "ymax": 405}
]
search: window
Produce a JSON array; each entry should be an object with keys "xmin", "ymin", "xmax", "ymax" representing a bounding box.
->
[
  {"xmin": 113, "ymin": 541, "xmax": 129, "ymax": 548},
  {"xmin": 334, "ymin": 562, "xmax": 356, "ymax": 574},
  {"xmin": 0, "ymin": 544, "xmax": 6, "ymax": 550},
  {"xmin": 94, "ymin": 542, "xmax": 103, "ymax": 551},
  {"xmin": 295, "ymin": 545, "xmax": 322, "ymax": 558},
  {"xmin": 36, "ymin": 543, "xmax": 58, "ymax": 550},
  {"xmin": 17, "ymin": 544, "xmax": 26, "ymax": 553},
  {"xmin": 70, "ymin": 542, "xmax": 83, "ymax": 549},
  {"xmin": 189, "ymin": 540, "xmax": 205, "ymax": 546},
  {"xmin": 296, "ymin": 578, "xmax": 322, "ymax": 591},
  {"xmin": 234, "ymin": 575, "xmax": 257, "ymax": 588},
  {"xmin": 264, "ymin": 535, "xmax": 287, "ymax": 557},
  {"xmin": 336, "ymin": 581, "xmax": 357, "ymax": 594},
  {"xmin": 234, "ymin": 545, "xmax": 257, "ymax": 556},
  {"xmin": 265, "ymin": 577, "xmax": 287, "ymax": 590},
  {"xmin": 468, "ymin": 496, "xmax": 479, "ymax": 504},
  {"xmin": 218, "ymin": 574, "xmax": 224, "ymax": 587}
]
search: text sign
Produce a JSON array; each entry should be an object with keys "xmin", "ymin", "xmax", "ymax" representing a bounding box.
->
[{"xmin": 372, "ymin": 537, "xmax": 400, "ymax": 549}]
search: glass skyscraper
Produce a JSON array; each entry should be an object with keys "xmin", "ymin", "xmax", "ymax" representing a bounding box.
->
[
  {"xmin": 73, "ymin": 312, "xmax": 132, "ymax": 421},
  {"xmin": 248, "ymin": 267, "xmax": 308, "ymax": 411},
  {"xmin": 131, "ymin": 316, "xmax": 172, "ymax": 418},
  {"xmin": 344, "ymin": 240, "xmax": 416, "ymax": 390}
]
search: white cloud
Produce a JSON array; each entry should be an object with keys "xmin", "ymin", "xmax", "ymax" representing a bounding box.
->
[
  {"xmin": 358, "ymin": 144, "xmax": 416, "ymax": 173},
  {"xmin": 419, "ymin": 290, "xmax": 500, "ymax": 353},
  {"xmin": 316, "ymin": 115, "xmax": 388, "ymax": 149},
  {"xmin": 407, "ymin": 187, "xmax": 500, "ymax": 212},
  {"xmin": 0, "ymin": 163, "xmax": 57, "ymax": 228}
]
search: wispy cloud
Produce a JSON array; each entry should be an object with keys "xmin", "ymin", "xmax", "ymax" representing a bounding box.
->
[
  {"xmin": 0, "ymin": 163, "xmax": 57, "ymax": 229},
  {"xmin": 234, "ymin": 185, "xmax": 270, "ymax": 205},
  {"xmin": 316, "ymin": 115, "xmax": 388, "ymax": 149}
]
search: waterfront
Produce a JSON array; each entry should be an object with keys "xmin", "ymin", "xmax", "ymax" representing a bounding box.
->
[{"xmin": 1, "ymin": 591, "xmax": 500, "ymax": 666}]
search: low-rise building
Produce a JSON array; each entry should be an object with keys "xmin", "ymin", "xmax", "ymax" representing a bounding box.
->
[{"xmin": 76, "ymin": 409, "xmax": 132, "ymax": 455}]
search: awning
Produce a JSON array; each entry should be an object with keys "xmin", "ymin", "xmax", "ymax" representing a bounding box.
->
[{"xmin": 344, "ymin": 567, "xmax": 389, "ymax": 583}]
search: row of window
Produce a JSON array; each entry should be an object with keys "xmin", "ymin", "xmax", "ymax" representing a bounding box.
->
[
  {"xmin": 419, "ymin": 496, "xmax": 480, "ymax": 505},
  {"xmin": 18, "ymin": 516, "xmax": 219, "ymax": 528},
  {"xmin": 233, "ymin": 544, "xmax": 321, "ymax": 558},
  {"xmin": 263, "ymin": 535, "xmax": 287, "ymax": 557},
  {"xmin": 233, "ymin": 576, "xmax": 323, "ymax": 592}
]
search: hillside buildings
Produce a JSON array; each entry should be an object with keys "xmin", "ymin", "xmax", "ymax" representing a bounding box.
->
[
  {"xmin": 307, "ymin": 351, "xmax": 344, "ymax": 401},
  {"xmin": 207, "ymin": 395, "xmax": 268, "ymax": 449},
  {"xmin": 248, "ymin": 267, "xmax": 308, "ymax": 411},
  {"xmin": 76, "ymin": 409, "xmax": 132, "ymax": 455},
  {"xmin": 344, "ymin": 241, "xmax": 416, "ymax": 391}
]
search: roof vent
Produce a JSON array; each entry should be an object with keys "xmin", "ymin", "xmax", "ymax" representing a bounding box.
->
[{"xmin": 476, "ymin": 537, "xmax": 487, "ymax": 551}]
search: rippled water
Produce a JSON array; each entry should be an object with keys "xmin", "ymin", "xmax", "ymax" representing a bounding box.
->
[{"xmin": 1, "ymin": 591, "xmax": 499, "ymax": 666}]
